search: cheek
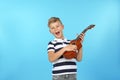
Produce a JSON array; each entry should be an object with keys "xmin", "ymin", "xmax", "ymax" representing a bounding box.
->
[
  {"xmin": 60, "ymin": 26, "xmax": 64, "ymax": 30},
  {"xmin": 60, "ymin": 27, "xmax": 63, "ymax": 31}
]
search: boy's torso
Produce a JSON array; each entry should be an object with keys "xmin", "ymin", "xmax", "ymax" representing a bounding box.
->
[{"xmin": 47, "ymin": 38, "xmax": 77, "ymax": 75}]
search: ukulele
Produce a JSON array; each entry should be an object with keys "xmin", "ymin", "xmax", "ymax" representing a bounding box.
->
[{"xmin": 63, "ymin": 24, "xmax": 95, "ymax": 59}]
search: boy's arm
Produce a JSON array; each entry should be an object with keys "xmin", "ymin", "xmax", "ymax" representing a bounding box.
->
[
  {"xmin": 48, "ymin": 48, "xmax": 66, "ymax": 62},
  {"xmin": 48, "ymin": 45, "xmax": 77, "ymax": 62},
  {"xmin": 76, "ymin": 47, "xmax": 82, "ymax": 61},
  {"xmin": 76, "ymin": 33, "xmax": 84, "ymax": 61}
]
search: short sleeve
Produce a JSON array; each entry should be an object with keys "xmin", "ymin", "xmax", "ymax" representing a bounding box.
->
[{"xmin": 47, "ymin": 41, "xmax": 55, "ymax": 52}]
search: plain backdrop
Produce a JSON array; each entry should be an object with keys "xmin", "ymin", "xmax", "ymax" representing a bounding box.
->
[{"xmin": 0, "ymin": 0, "xmax": 120, "ymax": 80}]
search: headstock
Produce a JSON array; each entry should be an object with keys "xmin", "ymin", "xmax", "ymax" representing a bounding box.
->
[{"xmin": 87, "ymin": 24, "xmax": 95, "ymax": 30}]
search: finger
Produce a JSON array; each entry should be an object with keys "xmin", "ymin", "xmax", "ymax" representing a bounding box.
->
[
  {"xmin": 80, "ymin": 35, "xmax": 84, "ymax": 42},
  {"xmin": 80, "ymin": 33, "xmax": 85, "ymax": 37},
  {"xmin": 79, "ymin": 36, "xmax": 83, "ymax": 40}
]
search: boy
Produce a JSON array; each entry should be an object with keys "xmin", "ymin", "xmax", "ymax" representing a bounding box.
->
[{"xmin": 47, "ymin": 17, "xmax": 84, "ymax": 80}]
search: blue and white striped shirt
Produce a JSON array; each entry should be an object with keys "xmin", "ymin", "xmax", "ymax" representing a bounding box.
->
[{"xmin": 47, "ymin": 38, "xmax": 77, "ymax": 75}]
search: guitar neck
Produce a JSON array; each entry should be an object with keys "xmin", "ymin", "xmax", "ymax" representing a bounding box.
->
[
  {"xmin": 82, "ymin": 28, "xmax": 88, "ymax": 34},
  {"xmin": 76, "ymin": 28, "xmax": 88, "ymax": 40},
  {"xmin": 75, "ymin": 24, "xmax": 95, "ymax": 40}
]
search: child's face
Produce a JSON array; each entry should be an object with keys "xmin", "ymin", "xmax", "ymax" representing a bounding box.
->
[{"xmin": 49, "ymin": 21, "xmax": 64, "ymax": 39}]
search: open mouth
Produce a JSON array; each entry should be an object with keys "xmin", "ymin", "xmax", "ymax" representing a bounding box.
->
[{"xmin": 55, "ymin": 31, "xmax": 60, "ymax": 36}]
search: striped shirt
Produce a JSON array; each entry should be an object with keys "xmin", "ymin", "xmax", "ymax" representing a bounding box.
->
[{"xmin": 47, "ymin": 38, "xmax": 77, "ymax": 75}]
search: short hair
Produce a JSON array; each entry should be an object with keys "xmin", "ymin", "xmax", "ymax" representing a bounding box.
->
[{"xmin": 48, "ymin": 17, "xmax": 63, "ymax": 27}]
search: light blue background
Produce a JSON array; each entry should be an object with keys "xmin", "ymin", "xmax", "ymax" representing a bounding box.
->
[{"xmin": 0, "ymin": 0, "xmax": 120, "ymax": 80}]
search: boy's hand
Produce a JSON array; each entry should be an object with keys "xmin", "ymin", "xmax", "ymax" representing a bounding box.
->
[{"xmin": 79, "ymin": 33, "xmax": 85, "ymax": 43}]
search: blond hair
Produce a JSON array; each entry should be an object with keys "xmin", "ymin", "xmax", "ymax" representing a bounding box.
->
[{"xmin": 48, "ymin": 17, "xmax": 63, "ymax": 27}]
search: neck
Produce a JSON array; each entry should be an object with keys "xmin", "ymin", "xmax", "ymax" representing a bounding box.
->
[{"xmin": 56, "ymin": 35, "xmax": 64, "ymax": 40}]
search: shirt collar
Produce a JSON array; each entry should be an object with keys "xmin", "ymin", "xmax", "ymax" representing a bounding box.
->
[{"xmin": 54, "ymin": 38, "xmax": 67, "ymax": 42}]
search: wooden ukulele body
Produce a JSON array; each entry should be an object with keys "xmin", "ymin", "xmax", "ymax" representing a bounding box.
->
[{"xmin": 63, "ymin": 38, "xmax": 82, "ymax": 59}]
